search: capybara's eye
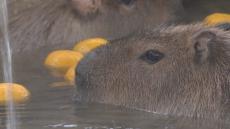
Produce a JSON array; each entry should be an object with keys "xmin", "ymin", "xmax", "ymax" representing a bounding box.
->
[
  {"xmin": 119, "ymin": 0, "xmax": 136, "ymax": 6},
  {"xmin": 140, "ymin": 50, "xmax": 164, "ymax": 64}
]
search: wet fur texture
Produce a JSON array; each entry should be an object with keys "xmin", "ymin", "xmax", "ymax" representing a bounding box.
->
[
  {"xmin": 76, "ymin": 24, "xmax": 230, "ymax": 119},
  {"xmin": 1, "ymin": 0, "xmax": 183, "ymax": 54}
]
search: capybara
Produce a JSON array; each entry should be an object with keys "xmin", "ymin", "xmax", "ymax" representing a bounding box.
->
[
  {"xmin": 5, "ymin": 0, "xmax": 183, "ymax": 54},
  {"xmin": 76, "ymin": 24, "xmax": 230, "ymax": 119}
]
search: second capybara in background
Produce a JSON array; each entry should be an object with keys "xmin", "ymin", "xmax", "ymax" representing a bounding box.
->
[{"xmin": 7, "ymin": 0, "xmax": 184, "ymax": 54}]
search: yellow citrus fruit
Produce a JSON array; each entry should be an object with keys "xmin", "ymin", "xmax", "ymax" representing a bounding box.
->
[
  {"xmin": 0, "ymin": 83, "xmax": 30, "ymax": 105},
  {"xmin": 64, "ymin": 65, "xmax": 76, "ymax": 84},
  {"xmin": 44, "ymin": 50, "xmax": 84, "ymax": 75},
  {"xmin": 204, "ymin": 13, "xmax": 230, "ymax": 26},
  {"xmin": 73, "ymin": 38, "xmax": 108, "ymax": 55}
]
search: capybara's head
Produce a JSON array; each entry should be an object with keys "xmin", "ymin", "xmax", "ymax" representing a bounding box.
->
[
  {"xmin": 76, "ymin": 24, "xmax": 230, "ymax": 119},
  {"xmin": 69, "ymin": 0, "xmax": 183, "ymax": 20},
  {"xmin": 9, "ymin": 0, "xmax": 183, "ymax": 53}
]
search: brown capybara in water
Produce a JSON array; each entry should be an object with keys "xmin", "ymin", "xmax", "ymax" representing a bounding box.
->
[
  {"xmin": 75, "ymin": 24, "xmax": 230, "ymax": 119},
  {"xmin": 5, "ymin": 0, "xmax": 184, "ymax": 54}
]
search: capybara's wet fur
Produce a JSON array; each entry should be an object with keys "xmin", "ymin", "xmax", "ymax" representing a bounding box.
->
[
  {"xmin": 4, "ymin": 0, "xmax": 183, "ymax": 54},
  {"xmin": 76, "ymin": 24, "xmax": 230, "ymax": 119}
]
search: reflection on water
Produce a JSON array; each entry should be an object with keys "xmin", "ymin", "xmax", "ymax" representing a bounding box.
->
[
  {"xmin": 0, "ymin": 47, "xmax": 228, "ymax": 129},
  {"xmin": 0, "ymin": 0, "xmax": 230, "ymax": 129}
]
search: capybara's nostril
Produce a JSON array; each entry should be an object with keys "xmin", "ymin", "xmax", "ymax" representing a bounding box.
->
[
  {"xmin": 72, "ymin": 37, "xmax": 108, "ymax": 84},
  {"xmin": 70, "ymin": 0, "xmax": 102, "ymax": 19}
]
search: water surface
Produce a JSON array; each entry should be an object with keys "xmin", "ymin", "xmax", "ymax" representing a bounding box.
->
[{"xmin": 0, "ymin": 0, "xmax": 230, "ymax": 129}]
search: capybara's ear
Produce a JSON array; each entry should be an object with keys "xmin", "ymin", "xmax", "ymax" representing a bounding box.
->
[{"xmin": 192, "ymin": 30, "xmax": 217, "ymax": 64}]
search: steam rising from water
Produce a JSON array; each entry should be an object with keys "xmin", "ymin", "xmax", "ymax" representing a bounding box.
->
[{"xmin": 0, "ymin": 0, "xmax": 17, "ymax": 129}]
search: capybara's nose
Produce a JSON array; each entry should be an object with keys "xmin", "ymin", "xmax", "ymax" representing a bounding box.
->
[
  {"xmin": 75, "ymin": 49, "xmax": 97, "ymax": 79},
  {"xmin": 44, "ymin": 38, "xmax": 109, "ymax": 84},
  {"xmin": 75, "ymin": 52, "xmax": 96, "ymax": 87},
  {"xmin": 75, "ymin": 50, "xmax": 100, "ymax": 98},
  {"xmin": 74, "ymin": 38, "xmax": 108, "ymax": 84},
  {"xmin": 70, "ymin": 0, "xmax": 101, "ymax": 19}
]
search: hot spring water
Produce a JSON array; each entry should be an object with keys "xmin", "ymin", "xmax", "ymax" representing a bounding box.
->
[
  {"xmin": 0, "ymin": 0, "xmax": 229, "ymax": 129},
  {"xmin": 0, "ymin": 0, "xmax": 17, "ymax": 129}
]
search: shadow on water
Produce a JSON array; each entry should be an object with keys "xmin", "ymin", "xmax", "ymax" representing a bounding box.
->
[{"xmin": 0, "ymin": 0, "xmax": 230, "ymax": 129}]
